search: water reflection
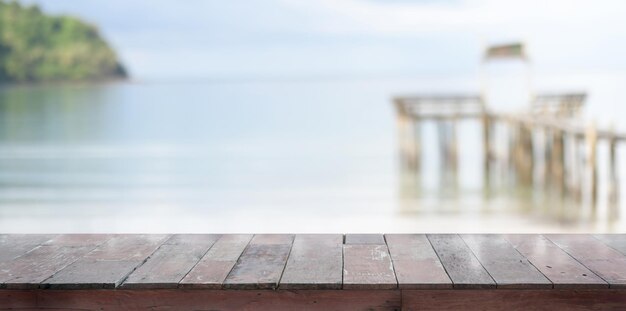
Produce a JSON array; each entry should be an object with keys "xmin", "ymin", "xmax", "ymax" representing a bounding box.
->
[
  {"xmin": 0, "ymin": 79, "xmax": 624, "ymax": 233},
  {"xmin": 396, "ymin": 94, "xmax": 623, "ymax": 231}
]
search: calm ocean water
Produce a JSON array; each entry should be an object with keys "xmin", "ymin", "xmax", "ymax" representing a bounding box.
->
[{"xmin": 0, "ymin": 73, "xmax": 624, "ymax": 233}]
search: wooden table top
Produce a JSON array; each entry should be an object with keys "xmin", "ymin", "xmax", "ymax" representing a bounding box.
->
[{"xmin": 0, "ymin": 234, "xmax": 625, "ymax": 290}]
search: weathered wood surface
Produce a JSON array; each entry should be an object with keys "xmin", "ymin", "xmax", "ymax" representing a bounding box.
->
[
  {"xmin": 223, "ymin": 234, "xmax": 294, "ymax": 289},
  {"xmin": 506, "ymin": 234, "xmax": 607, "ymax": 288},
  {"xmin": 0, "ymin": 235, "xmax": 55, "ymax": 262},
  {"xmin": 180, "ymin": 234, "xmax": 253, "ymax": 289},
  {"xmin": 2, "ymin": 289, "xmax": 625, "ymax": 310},
  {"xmin": 594, "ymin": 234, "xmax": 626, "ymax": 255},
  {"xmin": 345, "ymin": 234, "xmax": 386, "ymax": 245},
  {"xmin": 0, "ymin": 290, "xmax": 403, "ymax": 311},
  {"xmin": 121, "ymin": 234, "xmax": 220, "ymax": 289},
  {"xmin": 402, "ymin": 289, "xmax": 626, "ymax": 311},
  {"xmin": 0, "ymin": 235, "xmax": 111, "ymax": 289},
  {"xmin": 343, "ymin": 234, "xmax": 397, "ymax": 289},
  {"xmin": 461, "ymin": 234, "xmax": 551, "ymax": 289},
  {"xmin": 0, "ymin": 234, "xmax": 625, "ymax": 292},
  {"xmin": 41, "ymin": 234, "xmax": 170, "ymax": 289},
  {"xmin": 427, "ymin": 234, "xmax": 495, "ymax": 289},
  {"xmin": 385, "ymin": 234, "xmax": 451, "ymax": 289},
  {"xmin": 548, "ymin": 234, "xmax": 626, "ymax": 288},
  {"xmin": 280, "ymin": 234, "xmax": 343, "ymax": 289}
]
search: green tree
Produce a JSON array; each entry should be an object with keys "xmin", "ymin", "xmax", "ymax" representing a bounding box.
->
[{"xmin": 0, "ymin": 1, "xmax": 127, "ymax": 83}]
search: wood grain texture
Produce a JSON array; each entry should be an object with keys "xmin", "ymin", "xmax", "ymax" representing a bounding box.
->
[
  {"xmin": 506, "ymin": 234, "xmax": 607, "ymax": 289},
  {"xmin": 43, "ymin": 234, "xmax": 112, "ymax": 247},
  {"xmin": 0, "ymin": 235, "xmax": 110, "ymax": 289},
  {"xmin": 180, "ymin": 234, "xmax": 253, "ymax": 289},
  {"xmin": 121, "ymin": 234, "xmax": 220, "ymax": 289},
  {"xmin": 0, "ymin": 289, "xmax": 402, "ymax": 311},
  {"xmin": 385, "ymin": 234, "xmax": 452, "ymax": 289},
  {"xmin": 41, "ymin": 234, "xmax": 169, "ymax": 289},
  {"xmin": 0, "ymin": 234, "xmax": 54, "ymax": 262},
  {"xmin": 280, "ymin": 234, "xmax": 343, "ymax": 290},
  {"xmin": 461, "ymin": 234, "xmax": 551, "ymax": 289},
  {"xmin": 427, "ymin": 234, "xmax": 495, "ymax": 289},
  {"xmin": 402, "ymin": 289, "xmax": 626, "ymax": 311},
  {"xmin": 547, "ymin": 234, "xmax": 626, "ymax": 288},
  {"xmin": 594, "ymin": 234, "xmax": 626, "ymax": 255},
  {"xmin": 345, "ymin": 234, "xmax": 385, "ymax": 245},
  {"xmin": 0, "ymin": 246, "xmax": 96, "ymax": 289},
  {"xmin": 343, "ymin": 244, "xmax": 397, "ymax": 289},
  {"xmin": 223, "ymin": 234, "xmax": 294, "ymax": 289}
]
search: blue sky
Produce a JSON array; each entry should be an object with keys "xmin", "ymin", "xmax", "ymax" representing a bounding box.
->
[{"xmin": 22, "ymin": 0, "xmax": 626, "ymax": 80}]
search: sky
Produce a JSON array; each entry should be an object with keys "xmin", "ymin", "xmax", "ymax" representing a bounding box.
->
[{"xmin": 21, "ymin": 0, "xmax": 626, "ymax": 80}]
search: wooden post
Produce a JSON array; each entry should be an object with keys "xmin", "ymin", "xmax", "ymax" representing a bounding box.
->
[
  {"xmin": 395, "ymin": 99, "xmax": 411, "ymax": 170},
  {"xmin": 573, "ymin": 135, "xmax": 584, "ymax": 202},
  {"xmin": 482, "ymin": 113, "xmax": 492, "ymax": 191},
  {"xmin": 412, "ymin": 119, "xmax": 422, "ymax": 172},
  {"xmin": 608, "ymin": 129, "xmax": 619, "ymax": 217},
  {"xmin": 544, "ymin": 128, "xmax": 553, "ymax": 186},
  {"xmin": 521, "ymin": 123, "xmax": 534, "ymax": 187},
  {"xmin": 552, "ymin": 129, "xmax": 565, "ymax": 195},
  {"xmin": 585, "ymin": 123, "xmax": 598, "ymax": 210},
  {"xmin": 449, "ymin": 119, "xmax": 458, "ymax": 174}
]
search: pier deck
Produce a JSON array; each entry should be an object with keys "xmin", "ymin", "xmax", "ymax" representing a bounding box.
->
[{"xmin": 1, "ymin": 234, "xmax": 625, "ymax": 310}]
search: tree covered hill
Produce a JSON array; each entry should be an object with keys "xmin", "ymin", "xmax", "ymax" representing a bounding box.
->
[{"xmin": 0, "ymin": 1, "xmax": 127, "ymax": 83}]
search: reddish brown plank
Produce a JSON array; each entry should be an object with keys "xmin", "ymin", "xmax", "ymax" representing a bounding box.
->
[
  {"xmin": 345, "ymin": 234, "xmax": 385, "ymax": 245},
  {"xmin": 223, "ymin": 234, "xmax": 294, "ymax": 289},
  {"xmin": 43, "ymin": 234, "xmax": 113, "ymax": 247},
  {"xmin": 594, "ymin": 234, "xmax": 626, "ymax": 255},
  {"xmin": 180, "ymin": 234, "xmax": 253, "ymax": 289},
  {"xmin": 121, "ymin": 234, "xmax": 220, "ymax": 289},
  {"xmin": 427, "ymin": 234, "xmax": 495, "ymax": 289},
  {"xmin": 1, "ymin": 289, "xmax": 402, "ymax": 311},
  {"xmin": 547, "ymin": 234, "xmax": 626, "ymax": 288},
  {"xmin": 0, "ymin": 290, "xmax": 37, "ymax": 310},
  {"xmin": 41, "ymin": 234, "xmax": 170, "ymax": 289},
  {"xmin": 506, "ymin": 234, "xmax": 607, "ymax": 289},
  {"xmin": 0, "ymin": 234, "xmax": 111, "ymax": 289},
  {"xmin": 0, "ymin": 234, "xmax": 55, "ymax": 262},
  {"xmin": 402, "ymin": 289, "xmax": 626, "ymax": 311},
  {"xmin": 0, "ymin": 234, "xmax": 110, "ymax": 289},
  {"xmin": 461, "ymin": 234, "xmax": 551, "ymax": 289},
  {"xmin": 280, "ymin": 234, "xmax": 343, "ymax": 289},
  {"xmin": 385, "ymin": 234, "xmax": 451, "ymax": 289},
  {"xmin": 343, "ymin": 243, "xmax": 397, "ymax": 289}
]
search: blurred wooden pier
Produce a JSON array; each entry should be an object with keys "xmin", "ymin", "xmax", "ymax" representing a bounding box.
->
[{"xmin": 394, "ymin": 93, "xmax": 624, "ymax": 214}]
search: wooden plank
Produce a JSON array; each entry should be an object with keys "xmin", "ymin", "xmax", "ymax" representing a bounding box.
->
[
  {"xmin": 5, "ymin": 290, "xmax": 402, "ymax": 311},
  {"xmin": 280, "ymin": 234, "xmax": 343, "ymax": 290},
  {"xmin": 343, "ymin": 244, "xmax": 397, "ymax": 289},
  {"xmin": 344, "ymin": 234, "xmax": 385, "ymax": 245},
  {"xmin": 385, "ymin": 234, "xmax": 451, "ymax": 289},
  {"xmin": 402, "ymin": 289, "xmax": 626, "ymax": 311},
  {"xmin": 41, "ymin": 234, "xmax": 169, "ymax": 289},
  {"xmin": 42, "ymin": 234, "xmax": 113, "ymax": 247},
  {"xmin": 506, "ymin": 234, "xmax": 607, "ymax": 289},
  {"xmin": 0, "ymin": 235, "xmax": 111, "ymax": 289},
  {"xmin": 0, "ymin": 235, "xmax": 54, "ymax": 262},
  {"xmin": 0, "ymin": 290, "xmax": 37, "ymax": 310},
  {"xmin": 180, "ymin": 234, "xmax": 253, "ymax": 289},
  {"xmin": 223, "ymin": 234, "xmax": 294, "ymax": 289},
  {"xmin": 121, "ymin": 234, "xmax": 220, "ymax": 289},
  {"xmin": 594, "ymin": 234, "xmax": 626, "ymax": 255},
  {"xmin": 427, "ymin": 234, "xmax": 495, "ymax": 289},
  {"xmin": 461, "ymin": 234, "xmax": 551, "ymax": 289},
  {"xmin": 547, "ymin": 234, "xmax": 626, "ymax": 288},
  {"xmin": 80, "ymin": 234, "xmax": 170, "ymax": 261}
]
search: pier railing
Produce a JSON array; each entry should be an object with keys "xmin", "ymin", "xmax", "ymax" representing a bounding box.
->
[{"xmin": 394, "ymin": 93, "xmax": 622, "ymax": 215}]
